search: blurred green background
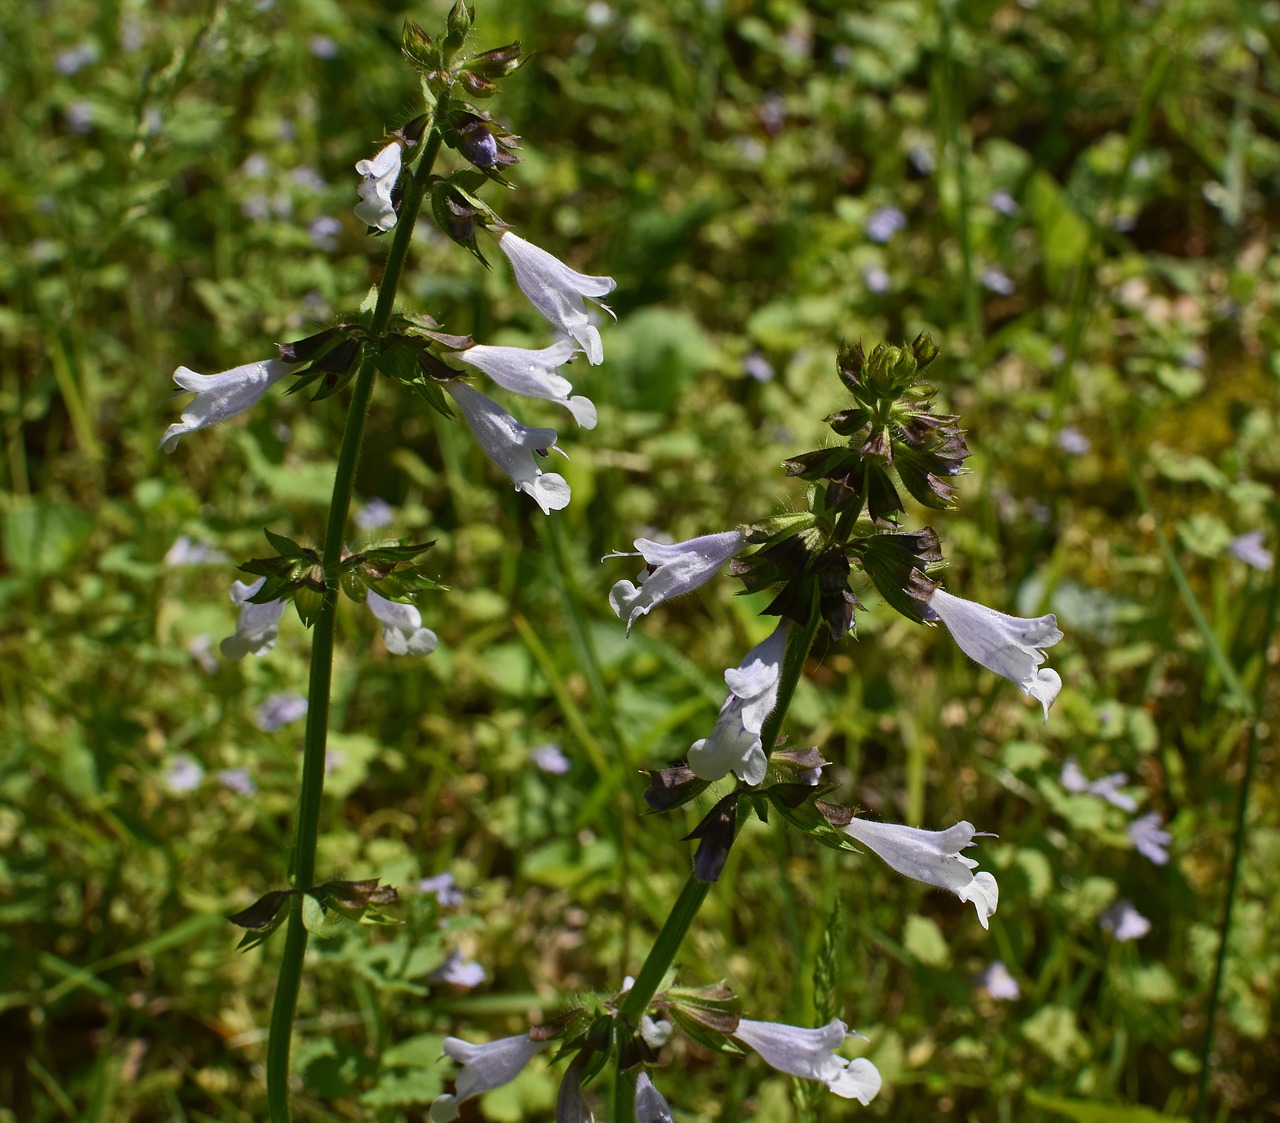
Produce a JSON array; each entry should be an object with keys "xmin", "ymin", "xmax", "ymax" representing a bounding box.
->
[{"xmin": 2, "ymin": 0, "xmax": 1278, "ymax": 1119}]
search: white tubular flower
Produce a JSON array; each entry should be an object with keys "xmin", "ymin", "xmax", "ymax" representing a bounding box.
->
[
  {"xmin": 220, "ymin": 578, "xmax": 286, "ymax": 660},
  {"xmin": 366, "ymin": 589, "xmax": 438, "ymax": 656},
  {"xmin": 446, "ymin": 382, "xmax": 571, "ymax": 514},
  {"xmin": 927, "ymin": 587, "xmax": 1063, "ymax": 720},
  {"xmin": 840, "ymin": 818, "xmax": 999, "ymax": 929},
  {"xmin": 688, "ymin": 621, "xmax": 788, "ymax": 786},
  {"xmin": 160, "ymin": 358, "xmax": 291, "ymax": 452},
  {"xmin": 634, "ymin": 1073, "xmax": 673, "ymax": 1123},
  {"xmin": 733, "ymin": 1018, "xmax": 881, "ymax": 1105},
  {"xmin": 354, "ymin": 140, "xmax": 403, "ymax": 231},
  {"xmin": 456, "ymin": 340, "xmax": 597, "ymax": 429},
  {"xmin": 428, "ymin": 1033, "xmax": 546, "ymax": 1122},
  {"xmin": 497, "ymin": 231, "xmax": 617, "ymax": 365},
  {"xmin": 608, "ymin": 530, "xmax": 744, "ymax": 634}
]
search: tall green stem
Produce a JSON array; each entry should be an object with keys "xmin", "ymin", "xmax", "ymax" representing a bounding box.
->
[
  {"xmin": 265, "ymin": 107, "xmax": 447, "ymax": 1123},
  {"xmin": 617, "ymin": 596, "xmax": 825, "ymax": 1032}
]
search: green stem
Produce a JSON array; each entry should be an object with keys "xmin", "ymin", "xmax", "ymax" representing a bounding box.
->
[
  {"xmin": 265, "ymin": 100, "xmax": 449, "ymax": 1123},
  {"xmin": 617, "ymin": 596, "xmax": 824, "ymax": 1029}
]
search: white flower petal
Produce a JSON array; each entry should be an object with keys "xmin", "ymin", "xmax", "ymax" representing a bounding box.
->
[
  {"xmin": 443, "ymin": 1033, "xmax": 544, "ymax": 1102},
  {"xmin": 161, "ymin": 358, "xmax": 291, "ymax": 452},
  {"xmin": 928, "ymin": 587, "xmax": 1063, "ymax": 719},
  {"xmin": 457, "ymin": 340, "xmax": 595, "ymax": 427},
  {"xmin": 826, "ymin": 1057, "xmax": 882, "ymax": 1104},
  {"xmin": 607, "ymin": 530, "xmax": 744, "ymax": 633},
  {"xmin": 354, "ymin": 140, "xmax": 403, "ymax": 231},
  {"xmin": 498, "ymin": 232, "xmax": 616, "ymax": 364},
  {"xmin": 366, "ymin": 589, "xmax": 437, "ymax": 656},
  {"xmin": 840, "ymin": 818, "xmax": 999, "ymax": 928},
  {"xmin": 634, "ymin": 1072, "xmax": 673, "ymax": 1123},
  {"xmin": 220, "ymin": 577, "xmax": 286, "ymax": 660}
]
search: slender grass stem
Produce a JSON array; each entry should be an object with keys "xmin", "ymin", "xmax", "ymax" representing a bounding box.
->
[{"xmin": 265, "ymin": 99, "xmax": 448, "ymax": 1123}]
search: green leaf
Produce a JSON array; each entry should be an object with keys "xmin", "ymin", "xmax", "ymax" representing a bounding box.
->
[
  {"xmin": 2, "ymin": 502, "xmax": 94, "ymax": 577},
  {"xmin": 1024, "ymin": 1089, "xmax": 1190, "ymax": 1123},
  {"xmin": 903, "ymin": 914, "xmax": 951, "ymax": 968}
]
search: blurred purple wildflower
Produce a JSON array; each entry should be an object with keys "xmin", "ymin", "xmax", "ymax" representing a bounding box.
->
[
  {"xmin": 420, "ymin": 872, "xmax": 465, "ymax": 908},
  {"xmin": 865, "ymin": 206, "xmax": 907, "ymax": 244},
  {"xmin": 531, "ymin": 743, "xmax": 571, "ymax": 774},
  {"xmin": 1128, "ymin": 812, "xmax": 1171, "ymax": 865},
  {"xmin": 1229, "ymin": 531, "xmax": 1273, "ymax": 571},
  {"xmin": 1100, "ymin": 899, "xmax": 1151, "ymax": 941},
  {"xmin": 255, "ymin": 693, "xmax": 308, "ymax": 732}
]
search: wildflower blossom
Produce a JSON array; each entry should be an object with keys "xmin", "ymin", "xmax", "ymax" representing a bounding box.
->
[
  {"xmin": 366, "ymin": 590, "xmax": 438, "ymax": 656},
  {"xmin": 456, "ymin": 339, "xmax": 597, "ymax": 428},
  {"xmin": 608, "ymin": 530, "xmax": 744, "ymax": 634},
  {"xmin": 354, "ymin": 140, "xmax": 404, "ymax": 232},
  {"xmin": 188, "ymin": 634, "xmax": 218, "ymax": 675},
  {"xmin": 164, "ymin": 754, "xmax": 205, "ymax": 794},
  {"xmin": 863, "ymin": 264, "xmax": 891, "ymax": 294},
  {"xmin": 217, "ymin": 767, "xmax": 257, "ymax": 796},
  {"xmin": 428, "ymin": 950, "xmax": 487, "ymax": 989},
  {"xmin": 428, "ymin": 1033, "xmax": 545, "ymax": 1122},
  {"xmin": 1100, "ymin": 899, "xmax": 1152, "ymax": 941},
  {"xmin": 497, "ymin": 231, "xmax": 616, "ymax": 365},
  {"xmin": 1229, "ymin": 530, "xmax": 1274, "ymax": 571},
  {"xmin": 634, "ymin": 1072, "xmax": 673, "ymax": 1123},
  {"xmin": 1057, "ymin": 426, "xmax": 1091, "ymax": 455},
  {"xmin": 743, "ymin": 352, "xmax": 774, "ymax": 382},
  {"xmin": 865, "ymin": 205, "xmax": 906, "ymax": 243},
  {"xmin": 839, "ymin": 818, "xmax": 999, "ymax": 929},
  {"xmin": 160, "ymin": 359, "xmax": 292, "ymax": 452},
  {"xmin": 978, "ymin": 961, "xmax": 1020, "ymax": 1000},
  {"xmin": 981, "ymin": 266, "xmax": 1016, "ymax": 295},
  {"xmin": 926, "ymin": 588, "xmax": 1063, "ymax": 719},
  {"xmin": 221, "ymin": 578, "xmax": 286, "ymax": 660},
  {"xmin": 989, "ymin": 189, "xmax": 1020, "ymax": 216},
  {"xmin": 419, "ymin": 872, "xmax": 464, "ymax": 908},
  {"xmin": 531, "ymin": 742, "xmax": 571, "ymax": 774},
  {"xmin": 446, "ymin": 382, "xmax": 571, "ymax": 514},
  {"xmin": 1128, "ymin": 811, "xmax": 1171, "ymax": 865},
  {"xmin": 733, "ymin": 1018, "xmax": 881, "ymax": 1104},
  {"xmin": 163, "ymin": 536, "xmax": 228, "ymax": 566},
  {"xmin": 355, "ymin": 497, "xmax": 395, "ymax": 531},
  {"xmin": 688, "ymin": 622, "xmax": 788, "ymax": 786},
  {"xmin": 255, "ymin": 693, "xmax": 308, "ymax": 732}
]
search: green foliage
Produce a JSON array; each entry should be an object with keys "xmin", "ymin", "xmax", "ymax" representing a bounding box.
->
[{"xmin": 2, "ymin": 0, "xmax": 1278, "ymax": 1120}]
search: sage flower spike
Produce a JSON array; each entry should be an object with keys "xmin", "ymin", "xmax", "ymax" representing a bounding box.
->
[
  {"xmin": 354, "ymin": 139, "xmax": 403, "ymax": 231},
  {"xmin": 160, "ymin": 358, "xmax": 291, "ymax": 452},
  {"xmin": 732, "ymin": 1018, "xmax": 881, "ymax": 1105},
  {"xmin": 840, "ymin": 818, "xmax": 999, "ymax": 929},
  {"xmin": 428, "ymin": 1034, "xmax": 545, "ymax": 1122},
  {"xmin": 497, "ymin": 231, "xmax": 616, "ymax": 365},
  {"xmin": 926, "ymin": 587, "xmax": 1063, "ymax": 719},
  {"xmin": 446, "ymin": 382, "xmax": 571, "ymax": 514},
  {"xmin": 220, "ymin": 578, "xmax": 286, "ymax": 660},
  {"xmin": 366, "ymin": 590, "xmax": 438, "ymax": 656},
  {"xmin": 688, "ymin": 621, "xmax": 788, "ymax": 785},
  {"xmin": 456, "ymin": 339, "xmax": 597, "ymax": 428},
  {"xmin": 607, "ymin": 530, "xmax": 745, "ymax": 634}
]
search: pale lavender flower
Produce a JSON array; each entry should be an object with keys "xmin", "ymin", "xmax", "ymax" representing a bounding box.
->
[
  {"xmin": 308, "ymin": 215, "xmax": 342, "ymax": 252},
  {"xmin": 1059, "ymin": 757, "xmax": 1090, "ymax": 793},
  {"xmin": 255, "ymin": 692, "xmax": 308, "ymax": 732},
  {"xmin": 1057, "ymin": 426, "xmax": 1091, "ymax": 455},
  {"xmin": 743, "ymin": 352, "xmax": 774, "ymax": 382},
  {"xmin": 355, "ymin": 497, "xmax": 395, "ymax": 531},
  {"xmin": 241, "ymin": 153, "xmax": 270, "ymax": 179},
  {"xmin": 981, "ymin": 266, "xmax": 1016, "ymax": 295},
  {"xmin": 556, "ymin": 1059, "xmax": 593, "ymax": 1123},
  {"xmin": 978, "ymin": 960, "xmax": 1020, "ymax": 1000},
  {"xmin": 309, "ymin": 34, "xmax": 338, "ymax": 58},
  {"xmin": 733, "ymin": 1018, "xmax": 881, "ymax": 1104},
  {"xmin": 1128, "ymin": 812, "xmax": 1171, "ymax": 865},
  {"xmin": 419, "ymin": 872, "xmax": 464, "ymax": 908},
  {"xmin": 217, "ymin": 767, "xmax": 258, "ymax": 795},
  {"xmin": 1229, "ymin": 530, "xmax": 1273, "ymax": 571},
  {"xmin": 164, "ymin": 754, "xmax": 204, "ymax": 794},
  {"xmin": 56, "ymin": 43, "xmax": 99, "ymax": 75},
  {"xmin": 160, "ymin": 358, "xmax": 292, "ymax": 452},
  {"xmin": 221, "ymin": 578, "xmax": 286, "ymax": 660},
  {"xmin": 240, "ymin": 194, "xmax": 271, "ymax": 222},
  {"xmin": 1100, "ymin": 899, "xmax": 1152, "ymax": 941},
  {"xmin": 908, "ymin": 143, "xmax": 936, "ymax": 175},
  {"xmin": 634, "ymin": 1072, "xmax": 672, "ymax": 1123},
  {"xmin": 445, "ymin": 382, "xmax": 571, "ymax": 514},
  {"xmin": 164, "ymin": 535, "xmax": 229, "ymax": 566},
  {"xmin": 366, "ymin": 589, "xmax": 438, "ymax": 656},
  {"xmin": 65, "ymin": 100, "xmax": 95, "ymax": 135},
  {"xmin": 688, "ymin": 622, "xmax": 789, "ymax": 786},
  {"xmin": 428, "ymin": 950, "xmax": 487, "ymax": 989},
  {"xmin": 531, "ymin": 743, "xmax": 571, "ymax": 774},
  {"xmin": 324, "ymin": 749, "xmax": 346, "ymax": 773},
  {"xmin": 926, "ymin": 588, "xmax": 1063, "ymax": 720},
  {"xmin": 290, "ymin": 166, "xmax": 328, "ymax": 192},
  {"xmin": 497, "ymin": 231, "xmax": 617, "ymax": 365},
  {"xmin": 839, "ymin": 818, "xmax": 999, "ymax": 929},
  {"xmin": 1089, "ymin": 771, "xmax": 1137, "ymax": 812},
  {"xmin": 865, "ymin": 205, "xmax": 907, "ymax": 243},
  {"xmin": 989, "ymin": 189, "xmax": 1020, "ymax": 216},
  {"xmin": 428, "ymin": 1034, "xmax": 546, "ymax": 1122},
  {"xmin": 354, "ymin": 140, "xmax": 404, "ymax": 232},
  {"xmin": 456, "ymin": 339, "xmax": 596, "ymax": 428},
  {"xmin": 188, "ymin": 634, "xmax": 218, "ymax": 675},
  {"xmin": 863, "ymin": 264, "xmax": 891, "ymax": 294},
  {"xmin": 607, "ymin": 530, "xmax": 745, "ymax": 634}
]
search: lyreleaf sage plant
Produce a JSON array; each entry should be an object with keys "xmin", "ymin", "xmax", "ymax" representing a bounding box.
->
[
  {"xmin": 159, "ymin": 7, "xmax": 616, "ymax": 1119},
  {"xmin": 428, "ymin": 335, "xmax": 1062, "ymax": 1120}
]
